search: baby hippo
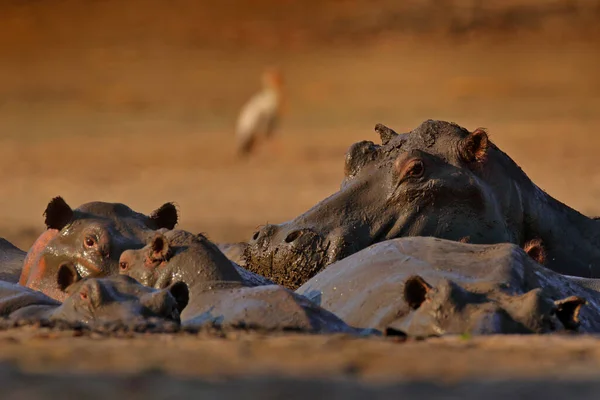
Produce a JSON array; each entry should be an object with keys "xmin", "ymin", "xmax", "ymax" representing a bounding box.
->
[
  {"xmin": 119, "ymin": 229, "xmax": 272, "ymax": 289},
  {"xmin": 119, "ymin": 230, "xmax": 369, "ymax": 334},
  {"xmin": 4, "ymin": 275, "xmax": 189, "ymax": 327}
]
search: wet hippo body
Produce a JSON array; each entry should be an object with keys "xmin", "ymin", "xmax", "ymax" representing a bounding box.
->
[
  {"xmin": 217, "ymin": 242, "xmax": 248, "ymax": 267},
  {"xmin": 0, "ymin": 238, "xmax": 26, "ymax": 283},
  {"xmin": 297, "ymin": 237, "xmax": 600, "ymax": 337},
  {"xmin": 0, "ymin": 280, "xmax": 60, "ymax": 318},
  {"xmin": 246, "ymin": 120, "xmax": 600, "ymax": 288},
  {"xmin": 1, "ymin": 275, "xmax": 188, "ymax": 327},
  {"xmin": 119, "ymin": 230, "xmax": 367, "ymax": 334},
  {"xmin": 19, "ymin": 196, "xmax": 179, "ymax": 301},
  {"xmin": 182, "ymin": 284, "xmax": 368, "ymax": 334}
]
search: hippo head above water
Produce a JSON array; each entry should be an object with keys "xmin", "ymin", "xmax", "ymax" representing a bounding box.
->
[
  {"xmin": 392, "ymin": 275, "xmax": 586, "ymax": 337},
  {"xmin": 245, "ymin": 120, "xmax": 514, "ymax": 288},
  {"xmin": 19, "ymin": 196, "xmax": 179, "ymax": 301},
  {"xmin": 118, "ymin": 229, "xmax": 242, "ymax": 290},
  {"xmin": 51, "ymin": 274, "xmax": 190, "ymax": 326}
]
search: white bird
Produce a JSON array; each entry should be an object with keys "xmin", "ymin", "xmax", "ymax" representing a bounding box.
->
[{"xmin": 235, "ymin": 68, "xmax": 285, "ymax": 157}]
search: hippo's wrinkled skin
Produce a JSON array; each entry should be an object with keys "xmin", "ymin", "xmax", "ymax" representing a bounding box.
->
[
  {"xmin": 19, "ymin": 196, "xmax": 179, "ymax": 301},
  {"xmin": 296, "ymin": 237, "xmax": 600, "ymax": 337},
  {"xmin": 0, "ymin": 238, "xmax": 26, "ymax": 283},
  {"xmin": 118, "ymin": 230, "xmax": 273, "ymax": 291},
  {"xmin": 119, "ymin": 231, "xmax": 367, "ymax": 334},
  {"xmin": 1, "ymin": 275, "xmax": 188, "ymax": 327},
  {"xmin": 246, "ymin": 120, "xmax": 600, "ymax": 288}
]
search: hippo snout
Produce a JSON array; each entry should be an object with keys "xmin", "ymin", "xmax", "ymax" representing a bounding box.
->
[
  {"xmin": 250, "ymin": 224, "xmax": 321, "ymax": 249},
  {"xmin": 245, "ymin": 224, "xmax": 331, "ymax": 289}
]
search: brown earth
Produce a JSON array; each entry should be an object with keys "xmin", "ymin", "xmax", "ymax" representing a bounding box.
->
[{"xmin": 1, "ymin": 0, "xmax": 600, "ymax": 393}]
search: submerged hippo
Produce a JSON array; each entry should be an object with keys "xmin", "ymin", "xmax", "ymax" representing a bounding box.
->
[
  {"xmin": 1, "ymin": 275, "xmax": 188, "ymax": 327},
  {"xmin": 0, "ymin": 238, "xmax": 26, "ymax": 283},
  {"xmin": 246, "ymin": 120, "xmax": 600, "ymax": 288},
  {"xmin": 119, "ymin": 231, "xmax": 368, "ymax": 334},
  {"xmin": 296, "ymin": 237, "xmax": 600, "ymax": 337},
  {"xmin": 19, "ymin": 196, "xmax": 179, "ymax": 301}
]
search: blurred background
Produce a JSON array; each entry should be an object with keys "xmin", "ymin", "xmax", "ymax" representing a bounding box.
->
[{"xmin": 0, "ymin": 0, "xmax": 599, "ymax": 250}]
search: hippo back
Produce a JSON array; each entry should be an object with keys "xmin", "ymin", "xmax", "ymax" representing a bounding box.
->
[
  {"xmin": 0, "ymin": 280, "xmax": 60, "ymax": 319},
  {"xmin": 0, "ymin": 238, "xmax": 26, "ymax": 283},
  {"xmin": 296, "ymin": 237, "xmax": 600, "ymax": 334},
  {"xmin": 182, "ymin": 285, "xmax": 368, "ymax": 335}
]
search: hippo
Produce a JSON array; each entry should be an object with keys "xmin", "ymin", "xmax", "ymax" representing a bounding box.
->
[
  {"xmin": 245, "ymin": 120, "xmax": 600, "ymax": 288},
  {"xmin": 119, "ymin": 231, "xmax": 370, "ymax": 334},
  {"xmin": 1, "ymin": 275, "xmax": 188, "ymax": 327},
  {"xmin": 19, "ymin": 196, "xmax": 179, "ymax": 301},
  {"xmin": 216, "ymin": 242, "xmax": 249, "ymax": 267},
  {"xmin": 0, "ymin": 238, "xmax": 26, "ymax": 283},
  {"xmin": 118, "ymin": 229, "xmax": 273, "ymax": 289},
  {"xmin": 296, "ymin": 236, "xmax": 600, "ymax": 337}
]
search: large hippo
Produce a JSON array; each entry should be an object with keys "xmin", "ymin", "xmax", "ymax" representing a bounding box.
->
[
  {"xmin": 245, "ymin": 120, "xmax": 600, "ymax": 288},
  {"xmin": 119, "ymin": 231, "xmax": 370, "ymax": 334},
  {"xmin": 19, "ymin": 196, "xmax": 179, "ymax": 301},
  {"xmin": 0, "ymin": 238, "xmax": 26, "ymax": 283},
  {"xmin": 296, "ymin": 236, "xmax": 600, "ymax": 337},
  {"xmin": 1, "ymin": 275, "xmax": 188, "ymax": 327}
]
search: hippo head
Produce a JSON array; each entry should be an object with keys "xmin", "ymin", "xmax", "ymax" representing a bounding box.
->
[
  {"xmin": 389, "ymin": 275, "xmax": 587, "ymax": 337},
  {"xmin": 245, "ymin": 120, "xmax": 514, "ymax": 288},
  {"xmin": 51, "ymin": 274, "xmax": 189, "ymax": 326},
  {"xmin": 118, "ymin": 230, "xmax": 241, "ymax": 290},
  {"xmin": 20, "ymin": 196, "xmax": 179, "ymax": 301}
]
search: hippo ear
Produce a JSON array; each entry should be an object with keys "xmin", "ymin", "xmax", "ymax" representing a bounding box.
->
[
  {"xmin": 57, "ymin": 263, "xmax": 81, "ymax": 292},
  {"xmin": 523, "ymin": 238, "xmax": 546, "ymax": 265},
  {"xmin": 168, "ymin": 281, "xmax": 189, "ymax": 314},
  {"xmin": 458, "ymin": 128, "xmax": 489, "ymax": 164},
  {"xmin": 554, "ymin": 296, "xmax": 587, "ymax": 331},
  {"xmin": 374, "ymin": 123, "xmax": 398, "ymax": 145},
  {"xmin": 148, "ymin": 202, "xmax": 178, "ymax": 230},
  {"xmin": 404, "ymin": 275, "xmax": 433, "ymax": 310},
  {"xmin": 44, "ymin": 196, "xmax": 74, "ymax": 230},
  {"xmin": 149, "ymin": 234, "xmax": 170, "ymax": 261}
]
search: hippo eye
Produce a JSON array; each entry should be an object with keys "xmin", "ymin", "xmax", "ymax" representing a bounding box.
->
[
  {"xmin": 119, "ymin": 261, "xmax": 129, "ymax": 271},
  {"xmin": 406, "ymin": 160, "xmax": 424, "ymax": 178},
  {"xmin": 84, "ymin": 236, "xmax": 97, "ymax": 248}
]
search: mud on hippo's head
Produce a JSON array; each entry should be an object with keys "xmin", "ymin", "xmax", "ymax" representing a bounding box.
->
[
  {"xmin": 51, "ymin": 274, "xmax": 189, "ymax": 326},
  {"xmin": 20, "ymin": 196, "xmax": 179, "ymax": 301},
  {"xmin": 389, "ymin": 275, "xmax": 587, "ymax": 337},
  {"xmin": 245, "ymin": 120, "xmax": 514, "ymax": 288}
]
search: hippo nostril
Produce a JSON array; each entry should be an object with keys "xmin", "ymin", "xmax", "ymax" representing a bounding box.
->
[{"xmin": 284, "ymin": 230, "xmax": 304, "ymax": 243}]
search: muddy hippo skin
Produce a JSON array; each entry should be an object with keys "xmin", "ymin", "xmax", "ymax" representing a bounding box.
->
[
  {"xmin": 181, "ymin": 285, "xmax": 371, "ymax": 334},
  {"xmin": 246, "ymin": 120, "xmax": 600, "ymax": 288},
  {"xmin": 118, "ymin": 229, "xmax": 272, "ymax": 291},
  {"xmin": 296, "ymin": 237, "xmax": 600, "ymax": 336},
  {"xmin": 0, "ymin": 238, "xmax": 26, "ymax": 283},
  {"xmin": 216, "ymin": 242, "xmax": 248, "ymax": 267},
  {"xmin": 119, "ymin": 231, "xmax": 367, "ymax": 334},
  {"xmin": 19, "ymin": 196, "xmax": 179, "ymax": 301},
  {"xmin": 0, "ymin": 275, "xmax": 188, "ymax": 327}
]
